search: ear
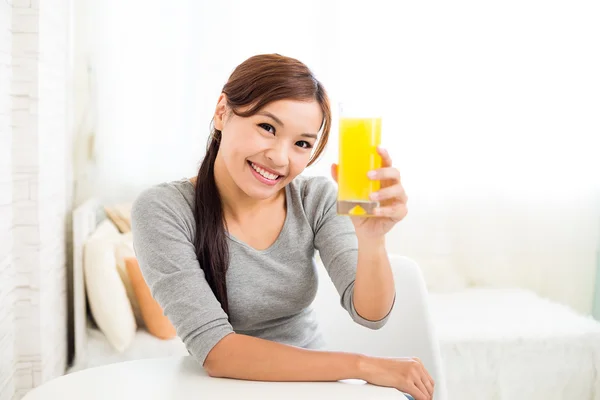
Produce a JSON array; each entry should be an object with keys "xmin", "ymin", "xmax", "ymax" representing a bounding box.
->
[{"xmin": 213, "ymin": 93, "xmax": 228, "ymax": 131}]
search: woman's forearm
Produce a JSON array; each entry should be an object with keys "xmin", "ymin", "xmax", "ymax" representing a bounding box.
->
[
  {"xmin": 353, "ymin": 236, "xmax": 395, "ymax": 321},
  {"xmin": 204, "ymin": 333, "xmax": 364, "ymax": 381},
  {"xmin": 204, "ymin": 333, "xmax": 434, "ymax": 400}
]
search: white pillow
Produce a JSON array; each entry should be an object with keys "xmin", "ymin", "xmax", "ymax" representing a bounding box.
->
[
  {"xmin": 93, "ymin": 217, "xmax": 121, "ymax": 238},
  {"xmin": 84, "ymin": 220, "xmax": 137, "ymax": 352}
]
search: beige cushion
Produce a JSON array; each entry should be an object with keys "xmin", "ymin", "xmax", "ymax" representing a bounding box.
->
[
  {"xmin": 114, "ymin": 232, "xmax": 145, "ymax": 328},
  {"xmin": 125, "ymin": 257, "xmax": 177, "ymax": 340},
  {"xmin": 104, "ymin": 203, "xmax": 132, "ymax": 233},
  {"xmin": 83, "ymin": 220, "xmax": 137, "ymax": 352}
]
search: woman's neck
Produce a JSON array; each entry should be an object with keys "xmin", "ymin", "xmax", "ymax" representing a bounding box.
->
[{"xmin": 211, "ymin": 152, "xmax": 283, "ymax": 222}]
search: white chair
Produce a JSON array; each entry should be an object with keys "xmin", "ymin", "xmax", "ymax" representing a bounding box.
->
[{"xmin": 313, "ymin": 254, "xmax": 448, "ymax": 400}]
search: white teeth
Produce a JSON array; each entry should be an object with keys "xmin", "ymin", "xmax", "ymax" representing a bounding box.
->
[{"xmin": 251, "ymin": 163, "xmax": 279, "ymax": 180}]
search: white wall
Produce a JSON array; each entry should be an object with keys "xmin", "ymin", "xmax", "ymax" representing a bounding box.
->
[
  {"xmin": 0, "ymin": 2, "xmax": 16, "ymax": 399},
  {"xmin": 77, "ymin": 0, "xmax": 600, "ymax": 313},
  {"xmin": 71, "ymin": 0, "xmax": 96, "ymax": 207},
  {"xmin": 359, "ymin": 0, "xmax": 600, "ymax": 313},
  {"xmin": 72, "ymin": 0, "xmax": 339, "ymax": 204},
  {"xmin": 0, "ymin": 0, "xmax": 73, "ymax": 398},
  {"xmin": 37, "ymin": 0, "xmax": 73, "ymax": 383}
]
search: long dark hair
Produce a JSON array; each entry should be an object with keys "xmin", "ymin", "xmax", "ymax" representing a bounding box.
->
[{"xmin": 194, "ymin": 54, "xmax": 331, "ymax": 315}]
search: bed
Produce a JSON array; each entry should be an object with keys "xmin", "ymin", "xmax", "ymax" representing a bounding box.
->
[
  {"xmin": 430, "ymin": 288, "xmax": 600, "ymax": 399},
  {"xmin": 70, "ymin": 198, "xmax": 600, "ymax": 400}
]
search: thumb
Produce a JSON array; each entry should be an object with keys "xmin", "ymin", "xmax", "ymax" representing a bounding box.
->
[{"xmin": 331, "ymin": 163, "xmax": 338, "ymax": 183}]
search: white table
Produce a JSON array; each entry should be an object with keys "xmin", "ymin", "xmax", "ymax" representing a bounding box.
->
[{"xmin": 22, "ymin": 356, "xmax": 408, "ymax": 399}]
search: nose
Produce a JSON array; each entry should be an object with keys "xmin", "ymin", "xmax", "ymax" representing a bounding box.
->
[{"xmin": 264, "ymin": 141, "xmax": 288, "ymax": 168}]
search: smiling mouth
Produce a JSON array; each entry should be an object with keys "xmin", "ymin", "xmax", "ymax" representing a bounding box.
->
[{"xmin": 248, "ymin": 161, "xmax": 283, "ymax": 181}]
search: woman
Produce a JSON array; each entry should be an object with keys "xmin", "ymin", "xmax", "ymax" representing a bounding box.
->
[{"xmin": 131, "ymin": 53, "xmax": 434, "ymax": 400}]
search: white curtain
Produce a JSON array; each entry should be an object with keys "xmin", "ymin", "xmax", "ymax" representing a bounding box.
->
[{"xmin": 78, "ymin": 0, "xmax": 600, "ymax": 313}]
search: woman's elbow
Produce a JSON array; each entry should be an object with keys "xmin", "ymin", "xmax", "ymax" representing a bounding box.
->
[
  {"xmin": 203, "ymin": 360, "xmax": 223, "ymax": 378},
  {"xmin": 201, "ymin": 333, "xmax": 236, "ymax": 377},
  {"xmin": 356, "ymin": 316, "xmax": 389, "ymax": 330},
  {"xmin": 352, "ymin": 303, "xmax": 394, "ymax": 330},
  {"xmin": 203, "ymin": 352, "xmax": 227, "ymax": 378}
]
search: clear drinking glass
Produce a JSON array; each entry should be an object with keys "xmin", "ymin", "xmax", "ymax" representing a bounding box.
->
[{"xmin": 336, "ymin": 102, "xmax": 382, "ymax": 216}]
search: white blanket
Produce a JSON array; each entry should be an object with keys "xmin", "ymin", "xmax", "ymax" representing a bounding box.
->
[
  {"xmin": 429, "ymin": 288, "xmax": 600, "ymax": 400},
  {"xmin": 68, "ymin": 327, "xmax": 188, "ymax": 373}
]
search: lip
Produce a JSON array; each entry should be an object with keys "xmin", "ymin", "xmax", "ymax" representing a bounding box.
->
[
  {"xmin": 247, "ymin": 161, "xmax": 286, "ymax": 177},
  {"xmin": 248, "ymin": 161, "xmax": 283, "ymax": 186}
]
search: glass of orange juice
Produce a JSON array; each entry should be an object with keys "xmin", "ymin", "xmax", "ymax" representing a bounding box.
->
[{"xmin": 337, "ymin": 102, "xmax": 382, "ymax": 217}]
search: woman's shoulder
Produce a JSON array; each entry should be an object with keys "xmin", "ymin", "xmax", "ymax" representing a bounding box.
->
[
  {"xmin": 131, "ymin": 178, "xmax": 195, "ymax": 223},
  {"xmin": 291, "ymin": 174, "xmax": 336, "ymax": 195},
  {"xmin": 289, "ymin": 174, "xmax": 337, "ymax": 217}
]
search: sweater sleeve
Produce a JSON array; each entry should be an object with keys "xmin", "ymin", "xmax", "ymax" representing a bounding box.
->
[
  {"xmin": 308, "ymin": 177, "xmax": 393, "ymax": 330},
  {"xmin": 130, "ymin": 185, "xmax": 234, "ymax": 365}
]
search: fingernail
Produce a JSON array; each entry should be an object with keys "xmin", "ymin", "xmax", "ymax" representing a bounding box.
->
[
  {"xmin": 370, "ymin": 192, "xmax": 379, "ymax": 200},
  {"xmin": 367, "ymin": 171, "xmax": 376, "ymax": 179}
]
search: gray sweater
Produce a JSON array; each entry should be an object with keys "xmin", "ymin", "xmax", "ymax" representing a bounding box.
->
[{"xmin": 131, "ymin": 175, "xmax": 391, "ymax": 366}]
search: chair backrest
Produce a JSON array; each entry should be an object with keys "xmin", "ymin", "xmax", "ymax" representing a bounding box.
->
[{"xmin": 311, "ymin": 254, "xmax": 448, "ymax": 400}]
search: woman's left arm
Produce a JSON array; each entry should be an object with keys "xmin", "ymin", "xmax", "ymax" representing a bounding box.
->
[
  {"xmin": 352, "ymin": 236, "xmax": 395, "ymax": 321},
  {"xmin": 331, "ymin": 146, "xmax": 408, "ymax": 322}
]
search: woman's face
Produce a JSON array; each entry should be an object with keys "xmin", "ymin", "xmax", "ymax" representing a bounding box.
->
[{"xmin": 214, "ymin": 95, "xmax": 323, "ymax": 200}]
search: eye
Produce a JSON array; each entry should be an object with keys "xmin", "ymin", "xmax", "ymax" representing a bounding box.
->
[
  {"xmin": 258, "ymin": 123, "xmax": 275, "ymax": 134},
  {"xmin": 296, "ymin": 140, "xmax": 313, "ymax": 149}
]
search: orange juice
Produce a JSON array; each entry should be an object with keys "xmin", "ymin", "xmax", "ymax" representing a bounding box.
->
[{"xmin": 337, "ymin": 117, "xmax": 382, "ymax": 216}]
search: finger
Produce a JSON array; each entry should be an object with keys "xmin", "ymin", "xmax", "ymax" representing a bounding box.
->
[
  {"xmin": 370, "ymin": 185, "xmax": 407, "ymax": 203},
  {"xmin": 414, "ymin": 360, "xmax": 434, "ymax": 393},
  {"xmin": 415, "ymin": 379, "xmax": 431, "ymax": 400},
  {"xmin": 367, "ymin": 167, "xmax": 400, "ymax": 183},
  {"xmin": 407, "ymin": 383, "xmax": 429, "ymax": 400},
  {"xmin": 374, "ymin": 203, "xmax": 408, "ymax": 219},
  {"xmin": 414, "ymin": 360, "xmax": 434, "ymax": 397},
  {"xmin": 425, "ymin": 370, "xmax": 434, "ymax": 393},
  {"xmin": 331, "ymin": 163, "xmax": 338, "ymax": 183},
  {"xmin": 377, "ymin": 146, "xmax": 393, "ymax": 167},
  {"xmin": 423, "ymin": 377, "xmax": 434, "ymax": 399}
]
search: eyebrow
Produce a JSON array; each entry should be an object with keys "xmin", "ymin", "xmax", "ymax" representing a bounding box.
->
[
  {"xmin": 257, "ymin": 111, "xmax": 319, "ymax": 140},
  {"xmin": 258, "ymin": 111, "xmax": 284, "ymax": 126}
]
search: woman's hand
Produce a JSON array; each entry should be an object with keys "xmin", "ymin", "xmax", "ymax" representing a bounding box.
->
[
  {"xmin": 331, "ymin": 146, "xmax": 408, "ymax": 241},
  {"xmin": 359, "ymin": 356, "xmax": 434, "ymax": 400}
]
